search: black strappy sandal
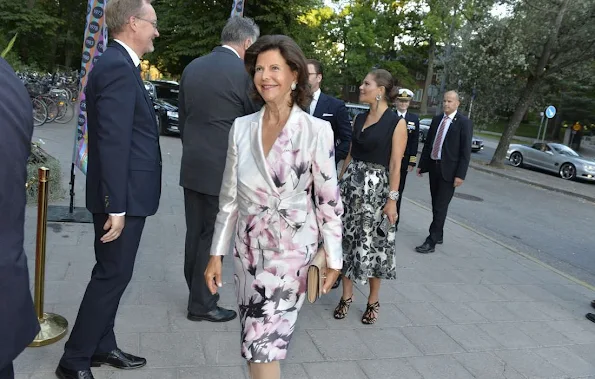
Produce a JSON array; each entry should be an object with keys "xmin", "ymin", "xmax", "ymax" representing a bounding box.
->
[
  {"xmin": 333, "ymin": 296, "xmax": 353, "ymax": 319},
  {"xmin": 362, "ymin": 301, "xmax": 379, "ymax": 324}
]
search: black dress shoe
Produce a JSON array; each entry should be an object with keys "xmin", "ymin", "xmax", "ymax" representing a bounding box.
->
[
  {"xmin": 188, "ymin": 306, "xmax": 237, "ymax": 322},
  {"xmin": 332, "ymin": 275, "xmax": 342, "ymax": 289},
  {"xmin": 591, "ymin": 300, "xmax": 595, "ymax": 310},
  {"xmin": 55, "ymin": 365, "xmax": 94, "ymax": 379},
  {"xmin": 586, "ymin": 313, "xmax": 595, "ymax": 323},
  {"xmin": 415, "ymin": 241, "xmax": 435, "ymax": 254},
  {"xmin": 91, "ymin": 348, "xmax": 146, "ymax": 370}
]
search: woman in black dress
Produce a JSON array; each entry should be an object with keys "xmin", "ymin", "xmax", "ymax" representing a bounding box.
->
[{"xmin": 334, "ymin": 69, "xmax": 407, "ymax": 324}]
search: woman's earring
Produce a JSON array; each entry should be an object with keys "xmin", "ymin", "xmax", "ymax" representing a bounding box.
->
[
  {"xmin": 375, "ymin": 94, "xmax": 382, "ymax": 101},
  {"xmin": 291, "ymin": 82, "xmax": 297, "ymax": 91}
]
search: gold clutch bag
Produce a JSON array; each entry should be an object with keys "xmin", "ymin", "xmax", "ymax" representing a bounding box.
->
[{"xmin": 307, "ymin": 245, "xmax": 327, "ymax": 303}]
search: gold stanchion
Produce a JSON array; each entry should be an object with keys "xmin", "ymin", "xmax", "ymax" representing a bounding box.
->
[{"xmin": 30, "ymin": 167, "xmax": 68, "ymax": 347}]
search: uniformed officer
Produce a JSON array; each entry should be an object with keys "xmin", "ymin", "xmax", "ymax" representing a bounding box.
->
[{"xmin": 394, "ymin": 88, "xmax": 419, "ymax": 231}]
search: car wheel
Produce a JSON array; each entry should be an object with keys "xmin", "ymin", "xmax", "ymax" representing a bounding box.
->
[
  {"xmin": 559, "ymin": 163, "xmax": 576, "ymax": 180},
  {"xmin": 509, "ymin": 151, "xmax": 523, "ymax": 167},
  {"xmin": 156, "ymin": 114, "xmax": 168, "ymax": 136}
]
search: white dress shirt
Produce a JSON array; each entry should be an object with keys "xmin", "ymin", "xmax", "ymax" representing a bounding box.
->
[
  {"xmin": 433, "ymin": 110, "xmax": 457, "ymax": 160},
  {"xmin": 114, "ymin": 39, "xmax": 141, "ymax": 67},
  {"xmin": 397, "ymin": 111, "xmax": 407, "ymax": 119},
  {"xmin": 310, "ymin": 88, "xmax": 321, "ymax": 115},
  {"xmin": 221, "ymin": 45, "xmax": 241, "ymax": 59}
]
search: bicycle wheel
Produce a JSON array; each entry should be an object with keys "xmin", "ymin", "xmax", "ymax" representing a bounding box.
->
[
  {"xmin": 42, "ymin": 96, "xmax": 59, "ymax": 123},
  {"xmin": 54, "ymin": 100, "xmax": 75, "ymax": 124},
  {"xmin": 32, "ymin": 97, "xmax": 48, "ymax": 127}
]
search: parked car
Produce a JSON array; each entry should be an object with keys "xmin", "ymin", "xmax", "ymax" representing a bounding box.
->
[
  {"xmin": 506, "ymin": 142, "xmax": 595, "ymax": 181},
  {"xmin": 345, "ymin": 102, "xmax": 369, "ymax": 124},
  {"xmin": 419, "ymin": 118, "xmax": 431, "ymax": 142},
  {"xmin": 144, "ymin": 80, "xmax": 179, "ymax": 136},
  {"xmin": 471, "ymin": 136, "xmax": 484, "ymax": 152}
]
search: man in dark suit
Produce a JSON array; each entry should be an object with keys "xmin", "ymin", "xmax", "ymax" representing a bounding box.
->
[
  {"xmin": 393, "ymin": 88, "xmax": 419, "ymax": 231},
  {"xmin": 179, "ymin": 17, "xmax": 260, "ymax": 323},
  {"xmin": 415, "ymin": 90, "xmax": 472, "ymax": 253},
  {"xmin": 57, "ymin": 0, "xmax": 161, "ymax": 377},
  {"xmin": 306, "ymin": 59, "xmax": 352, "ymax": 170},
  {"xmin": 0, "ymin": 57, "xmax": 40, "ymax": 379}
]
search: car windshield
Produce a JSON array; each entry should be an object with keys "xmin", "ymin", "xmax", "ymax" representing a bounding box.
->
[
  {"xmin": 551, "ymin": 144, "xmax": 580, "ymax": 157},
  {"xmin": 153, "ymin": 83, "xmax": 179, "ymax": 101}
]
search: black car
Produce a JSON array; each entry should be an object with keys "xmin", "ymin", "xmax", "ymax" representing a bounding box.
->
[{"xmin": 144, "ymin": 80, "xmax": 180, "ymax": 135}]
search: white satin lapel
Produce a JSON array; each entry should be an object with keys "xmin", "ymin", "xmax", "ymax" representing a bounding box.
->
[{"xmin": 250, "ymin": 113, "xmax": 279, "ymax": 193}]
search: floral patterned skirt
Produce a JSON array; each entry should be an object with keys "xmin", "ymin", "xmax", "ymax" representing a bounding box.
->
[
  {"xmin": 340, "ymin": 159, "xmax": 396, "ymax": 283},
  {"xmin": 233, "ymin": 241, "xmax": 317, "ymax": 363}
]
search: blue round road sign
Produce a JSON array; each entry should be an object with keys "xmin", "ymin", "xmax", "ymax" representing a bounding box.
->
[{"xmin": 545, "ymin": 105, "xmax": 556, "ymax": 119}]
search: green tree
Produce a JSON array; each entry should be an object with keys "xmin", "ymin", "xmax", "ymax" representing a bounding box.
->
[{"xmin": 486, "ymin": 0, "xmax": 595, "ymax": 166}]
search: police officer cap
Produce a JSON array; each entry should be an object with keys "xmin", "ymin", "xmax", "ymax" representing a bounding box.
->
[{"xmin": 397, "ymin": 88, "xmax": 414, "ymax": 100}]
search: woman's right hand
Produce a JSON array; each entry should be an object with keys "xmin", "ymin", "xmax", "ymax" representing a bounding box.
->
[{"xmin": 204, "ymin": 256, "xmax": 223, "ymax": 295}]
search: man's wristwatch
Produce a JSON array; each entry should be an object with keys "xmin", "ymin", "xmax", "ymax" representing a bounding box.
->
[{"xmin": 388, "ymin": 190, "xmax": 400, "ymax": 201}]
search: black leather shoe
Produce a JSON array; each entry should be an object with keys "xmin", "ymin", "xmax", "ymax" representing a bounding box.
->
[
  {"xmin": 55, "ymin": 365, "xmax": 94, "ymax": 379},
  {"xmin": 332, "ymin": 275, "xmax": 342, "ymax": 289},
  {"xmin": 586, "ymin": 313, "xmax": 595, "ymax": 323},
  {"xmin": 188, "ymin": 306, "xmax": 237, "ymax": 322},
  {"xmin": 91, "ymin": 348, "xmax": 146, "ymax": 370},
  {"xmin": 415, "ymin": 242, "xmax": 435, "ymax": 254},
  {"xmin": 591, "ymin": 300, "xmax": 595, "ymax": 310}
]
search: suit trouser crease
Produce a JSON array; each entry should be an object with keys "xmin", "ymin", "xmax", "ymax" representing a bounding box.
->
[
  {"xmin": 396, "ymin": 168, "xmax": 408, "ymax": 226},
  {"xmin": 183, "ymin": 189, "xmax": 220, "ymax": 314},
  {"xmin": 60, "ymin": 214, "xmax": 145, "ymax": 371},
  {"xmin": 428, "ymin": 161, "xmax": 455, "ymax": 244}
]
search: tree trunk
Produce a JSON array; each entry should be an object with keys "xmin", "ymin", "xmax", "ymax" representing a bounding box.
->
[
  {"xmin": 489, "ymin": 0, "xmax": 570, "ymax": 166},
  {"xmin": 490, "ymin": 77, "xmax": 540, "ymax": 167},
  {"xmin": 420, "ymin": 37, "xmax": 435, "ymax": 115},
  {"xmin": 550, "ymin": 110, "xmax": 563, "ymax": 141}
]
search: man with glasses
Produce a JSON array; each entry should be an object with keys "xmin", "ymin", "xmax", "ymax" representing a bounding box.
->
[
  {"xmin": 56, "ymin": 0, "xmax": 161, "ymax": 377},
  {"xmin": 393, "ymin": 88, "xmax": 419, "ymax": 231},
  {"xmin": 306, "ymin": 59, "xmax": 352, "ymax": 172}
]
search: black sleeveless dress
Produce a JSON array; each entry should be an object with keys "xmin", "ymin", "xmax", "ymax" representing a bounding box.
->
[{"xmin": 340, "ymin": 109, "xmax": 398, "ymax": 283}]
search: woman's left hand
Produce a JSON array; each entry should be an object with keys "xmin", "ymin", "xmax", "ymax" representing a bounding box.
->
[
  {"xmin": 383, "ymin": 201, "xmax": 398, "ymax": 225},
  {"xmin": 322, "ymin": 268, "xmax": 341, "ymax": 294}
]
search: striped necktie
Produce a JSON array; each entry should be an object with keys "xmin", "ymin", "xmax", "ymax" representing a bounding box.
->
[{"xmin": 431, "ymin": 116, "xmax": 449, "ymax": 160}]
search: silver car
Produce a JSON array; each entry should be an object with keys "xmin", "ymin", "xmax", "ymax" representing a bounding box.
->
[{"xmin": 506, "ymin": 142, "xmax": 595, "ymax": 181}]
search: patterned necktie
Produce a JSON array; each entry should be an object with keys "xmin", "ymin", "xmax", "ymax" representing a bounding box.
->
[{"xmin": 431, "ymin": 115, "xmax": 449, "ymax": 160}]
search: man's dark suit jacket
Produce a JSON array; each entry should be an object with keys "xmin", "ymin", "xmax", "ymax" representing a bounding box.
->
[
  {"xmin": 179, "ymin": 46, "xmax": 259, "ymax": 196},
  {"xmin": 399, "ymin": 111, "xmax": 420, "ymax": 170},
  {"xmin": 0, "ymin": 57, "xmax": 40, "ymax": 370},
  {"xmin": 418, "ymin": 112, "xmax": 473, "ymax": 182},
  {"xmin": 85, "ymin": 41, "xmax": 162, "ymax": 216},
  {"xmin": 313, "ymin": 92, "xmax": 352, "ymax": 162}
]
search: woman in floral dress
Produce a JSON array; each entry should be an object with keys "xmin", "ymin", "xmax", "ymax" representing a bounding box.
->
[
  {"xmin": 204, "ymin": 35, "xmax": 343, "ymax": 379},
  {"xmin": 334, "ymin": 69, "xmax": 407, "ymax": 324}
]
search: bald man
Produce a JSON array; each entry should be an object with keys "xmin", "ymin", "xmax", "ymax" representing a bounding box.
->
[{"xmin": 415, "ymin": 91, "xmax": 472, "ymax": 253}]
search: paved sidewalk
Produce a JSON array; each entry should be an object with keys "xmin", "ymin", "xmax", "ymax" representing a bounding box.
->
[{"xmin": 15, "ymin": 125, "xmax": 595, "ymax": 379}]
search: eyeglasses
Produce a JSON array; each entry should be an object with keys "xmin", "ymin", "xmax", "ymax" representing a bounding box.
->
[{"xmin": 135, "ymin": 16, "xmax": 158, "ymax": 29}]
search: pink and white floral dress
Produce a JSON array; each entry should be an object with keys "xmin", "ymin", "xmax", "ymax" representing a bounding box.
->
[{"xmin": 210, "ymin": 104, "xmax": 343, "ymax": 363}]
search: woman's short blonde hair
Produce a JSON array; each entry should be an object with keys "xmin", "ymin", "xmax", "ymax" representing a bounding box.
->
[{"xmin": 105, "ymin": 0, "xmax": 151, "ymax": 35}]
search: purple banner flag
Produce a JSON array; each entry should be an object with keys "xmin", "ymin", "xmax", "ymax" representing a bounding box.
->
[
  {"xmin": 230, "ymin": 0, "xmax": 245, "ymax": 17},
  {"xmin": 72, "ymin": 0, "xmax": 109, "ymax": 175}
]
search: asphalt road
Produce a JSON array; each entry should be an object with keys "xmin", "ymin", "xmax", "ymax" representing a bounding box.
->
[{"xmin": 401, "ymin": 160, "xmax": 595, "ymax": 287}]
